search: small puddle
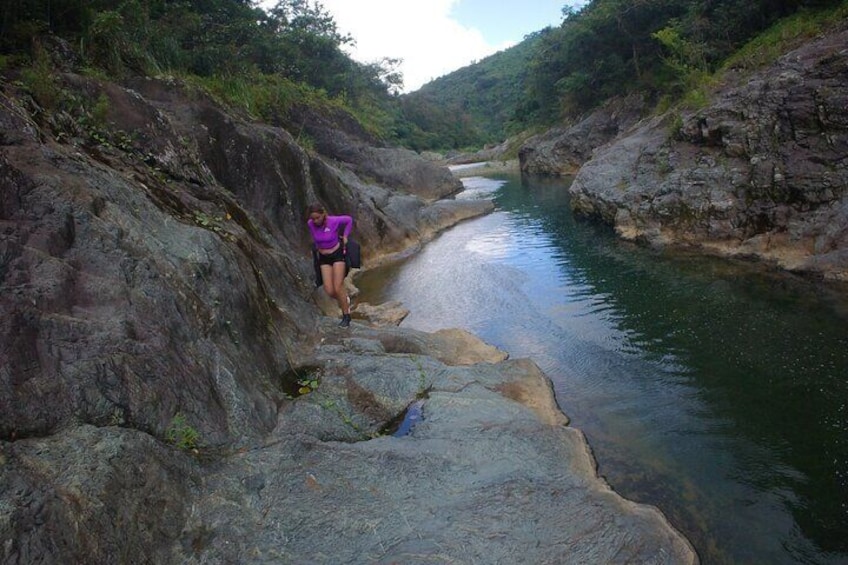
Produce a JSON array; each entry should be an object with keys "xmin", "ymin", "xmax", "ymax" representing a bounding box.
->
[{"xmin": 381, "ymin": 399, "xmax": 425, "ymax": 437}]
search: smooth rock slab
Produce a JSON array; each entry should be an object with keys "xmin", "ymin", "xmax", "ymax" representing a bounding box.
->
[{"xmin": 176, "ymin": 327, "xmax": 697, "ymax": 564}]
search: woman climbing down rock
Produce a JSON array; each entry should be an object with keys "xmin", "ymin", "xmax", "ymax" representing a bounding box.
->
[{"xmin": 306, "ymin": 203, "xmax": 354, "ymax": 327}]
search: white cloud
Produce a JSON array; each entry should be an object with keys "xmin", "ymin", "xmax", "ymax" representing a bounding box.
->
[{"xmin": 317, "ymin": 0, "xmax": 512, "ymax": 92}]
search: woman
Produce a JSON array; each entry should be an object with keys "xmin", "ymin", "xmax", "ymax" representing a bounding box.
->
[{"xmin": 306, "ymin": 203, "xmax": 353, "ymax": 327}]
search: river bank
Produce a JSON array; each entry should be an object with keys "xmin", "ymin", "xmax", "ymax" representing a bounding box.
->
[{"xmin": 0, "ymin": 64, "xmax": 698, "ymax": 563}]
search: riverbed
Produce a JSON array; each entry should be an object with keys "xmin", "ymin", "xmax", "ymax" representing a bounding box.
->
[{"xmin": 356, "ymin": 171, "xmax": 848, "ymax": 564}]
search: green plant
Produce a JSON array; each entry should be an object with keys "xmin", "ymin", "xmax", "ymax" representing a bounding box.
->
[
  {"xmin": 722, "ymin": 4, "xmax": 848, "ymax": 72},
  {"xmin": 192, "ymin": 211, "xmax": 228, "ymax": 235},
  {"xmin": 109, "ymin": 408, "xmax": 125, "ymax": 426},
  {"xmin": 412, "ymin": 356, "xmax": 428, "ymax": 397},
  {"xmin": 657, "ymin": 152, "xmax": 674, "ymax": 176},
  {"xmin": 681, "ymin": 87, "xmax": 710, "ymax": 110},
  {"xmin": 91, "ymin": 93, "xmax": 111, "ymax": 126},
  {"xmin": 667, "ymin": 112, "xmax": 684, "ymax": 138},
  {"xmin": 193, "ymin": 211, "xmax": 215, "ymax": 227},
  {"xmin": 297, "ymin": 376, "xmax": 319, "ymax": 395},
  {"xmin": 319, "ymin": 399, "xmax": 372, "ymax": 436},
  {"xmin": 20, "ymin": 45, "xmax": 60, "ymax": 109},
  {"xmin": 88, "ymin": 129, "xmax": 109, "ymax": 146},
  {"xmin": 84, "ymin": 10, "xmax": 126, "ymax": 74},
  {"xmin": 114, "ymin": 130, "xmax": 135, "ymax": 152},
  {"xmin": 165, "ymin": 412, "xmax": 200, "ymax": 450}
]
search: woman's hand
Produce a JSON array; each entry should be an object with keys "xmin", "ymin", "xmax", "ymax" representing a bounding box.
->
[{"xmin": 342, "ymin": 236, "xmax": 348, "ymax": 246}]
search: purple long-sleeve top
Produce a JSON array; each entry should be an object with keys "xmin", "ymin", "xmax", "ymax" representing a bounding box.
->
[{"xmin": 308, "ymin": 215, "xmax": 353, "ymax": 250}]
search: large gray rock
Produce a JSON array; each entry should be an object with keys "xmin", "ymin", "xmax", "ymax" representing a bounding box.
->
[
  {"xmin": 519, "ymin": 94, "xmax": 648, "ymax": 176},
  {"xmin": 0, "ymin": 65, "xmax": 694, "ymax": 563},
  {"xmin": 1, "ymin": 78, "xmax": 313, "ymax": 448},
  {"xmin": 351, "ymin": 300, "xmax": 410, "ymax": 326},
  {"xmin": 569, "ymin": 28, "xmax": 848, "ymax": 281},
  {"xmin": 286, "ymin": 103, "xmax": 463, "ymax": 202},
  {"xmin": 1, "ymin": 426, "xmax": 196, "ymax": 564},
  {"xmin": 173, "ymin": 323, "xmax": 697, "ymax": 564}
]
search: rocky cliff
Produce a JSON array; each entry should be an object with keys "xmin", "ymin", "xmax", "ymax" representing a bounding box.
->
[
  {"xmin": 0, "ymin": 63, "xmax": 696, "ymax": 562},
  {"xmin": 521, "ymin": 27, "xmax": 848, "ymax": 282}
]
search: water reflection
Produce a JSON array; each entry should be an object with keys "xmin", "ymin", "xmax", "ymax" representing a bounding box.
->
[{"xmin": 356, "ymin": 172, "xmax": 848, "ymax": 564}]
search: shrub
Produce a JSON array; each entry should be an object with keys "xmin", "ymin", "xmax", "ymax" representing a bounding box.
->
[{"xmin": 165, "ymin": 413, "xmax": 200, "ymax": 451}]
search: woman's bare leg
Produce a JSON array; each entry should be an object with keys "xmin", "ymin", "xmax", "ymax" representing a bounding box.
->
[
  {"xmin": 331, "ymin": 261, "xmax": 350, "ymax": 314},
  {"xmin": 320, "ymin": 264, "xmax": 336, "ymax": 299}
]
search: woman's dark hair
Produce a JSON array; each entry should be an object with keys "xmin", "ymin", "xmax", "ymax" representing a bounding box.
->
[{"xmin": 306, "ymin": 203, "xmax": 325, "ymax": 215}]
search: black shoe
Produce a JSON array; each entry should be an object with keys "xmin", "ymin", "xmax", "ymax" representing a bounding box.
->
[{"xmin": 338, "ymin": 314, "xmax": 351, "ymax": 328}]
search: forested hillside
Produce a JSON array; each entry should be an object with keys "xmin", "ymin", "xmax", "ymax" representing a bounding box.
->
[
  {"xmin": 2, "ymin": 0, "xmax": 845, "ymax": 154},
  {"xmin": 400, "ymin": 0, "xmax": 847, "ymax": 151},
  {"xmin": 392, "ymin": 32, "xmax": 547, "ymax": 151},
  {"xmin": 0, "ymin": 0, "xmax": 403, "ymax": 141}
]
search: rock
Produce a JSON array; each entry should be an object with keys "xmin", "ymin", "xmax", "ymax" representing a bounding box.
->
[
  {"xmin": 450, "ymin": 159, "xmax": 521, "ymax": 178},
  {"xmin": 171, "ymin": 331, "xmax": 696, "ymax": 563},
  {"xmin": 286, "ymin": 103, "xmax": 463, "ymax": 202},
  {"xmin": 567, "ymin": 28, "xmax": 848, "ymax": 280},
  {"xmin": 425, "ymin": 327, "xmax": 510, "ymax": 365},
  {"xmin": 352, "ymin": 300, "xmax": 410, "ymax": 326},
  {"xmin": 326, "ymin": 324, "xmax": 509, "ymax": 366},
  {"xmin": 1, "ymin": 425, "xmax": 197, "ymax": 565},
  {"xmin": 445, "ymin": 139, "xmax": 514, "ymax": 165},
  {"xmin": 0, "ymin": 62, "xmax": 695, "ymax": 564},
  {"xmin": 519, "ymin": 93, "xmax": 648, "ymax": 176}
]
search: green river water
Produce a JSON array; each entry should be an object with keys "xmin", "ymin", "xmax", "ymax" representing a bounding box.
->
[{"xmin": 356, "ymin": 171, "xmax": 848, "ymax": 564}]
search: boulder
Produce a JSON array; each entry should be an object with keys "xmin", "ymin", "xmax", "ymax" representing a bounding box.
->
[
  {"xmin": 352, "ymin": 300, "xmax": 410, "ymax": 326},
  {"xmin": 568, "ymin": 29, "xmax": 848, "ymax": 281},
  {"xmin": 519, "ymin": 94, "xmax": 648, "ymax": 176},
  {"xmin": 286, "ymin": 103, "xmax": 463, "ymax": 202}
]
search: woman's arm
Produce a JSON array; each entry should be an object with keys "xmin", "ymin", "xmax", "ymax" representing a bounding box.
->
[{"xmin": 334, "ymin": 215, "xmax": 354, "ymax": 240}]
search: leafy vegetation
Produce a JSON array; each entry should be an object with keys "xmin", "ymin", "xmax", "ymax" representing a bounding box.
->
[
  {"xmin": 281, "ymin": 366, "xmax": 322, "ymax": 398},
  {"xmin": 297, "ymin": 375, "xmax": 319, "ymax": 395},
  {"xmin": 394, "ymin": 33, "xmax": 547, "ymax": 151},
  {"xmin": 165, "ymin": 412, "xmax": 200, "ymax": 451},
  {"xmin": 2, "ymin": 0, "xmax": 846, "ymax": 154},
  {"xmin": 521, "ymin": 0, "xmax": 846, "ymax": 120},
  {"xmin": 401, "ymin": 0, "xmax": 848, "ymax": 149},
  {"xmin": 0, "ymin": 0, "xmax": 399, "ymax": 135},
  {"xmin": 721, "ymin": 2, "xmax": 848, "ymax": 71}
]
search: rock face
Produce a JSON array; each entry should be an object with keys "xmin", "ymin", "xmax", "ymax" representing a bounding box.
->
[
  {"xmin": 0, "ymin": 67, "xmax": 695, "ymax": 563},
  {"xmin": 519, "ymin": 94, "xmax": 648, "ymax": 176},
  {"xmin": 571, "ymin": 27, "xmax": 848, "ymax": 280},
  {"xmin": 543, "ymin": 29, "xmax": 848, "ymax": 280},
  {"xmin": 287, "ymin": 103, "xmax": 463, "ymax": 202},
  {"xmin": 521, "ymin": 31, "xmax": 848, "ymax": 281}
]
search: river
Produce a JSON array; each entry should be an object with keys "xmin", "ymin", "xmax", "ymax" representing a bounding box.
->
[{"xmin": 355, "ymin": 170, "xmax": 848, "ymax": 564}]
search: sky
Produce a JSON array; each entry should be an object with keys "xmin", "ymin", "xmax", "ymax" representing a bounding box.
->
[{"xmin": 304, "ymin": 0, "xmax": 586, "ymax": 92}]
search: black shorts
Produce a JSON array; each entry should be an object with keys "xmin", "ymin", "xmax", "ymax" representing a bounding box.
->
[{"xmin": 317, "ymin": 246, "xmax": 345, "ymax": 266}]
